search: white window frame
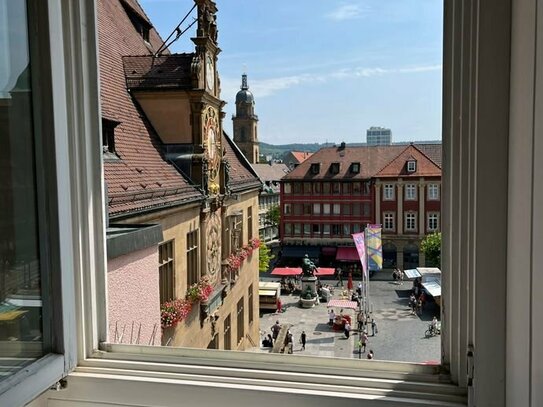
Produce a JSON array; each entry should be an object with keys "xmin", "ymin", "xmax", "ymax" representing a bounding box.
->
[
  {"xmin": 323, "ymin": 203, "xmax": 331, "ymax": 215},
  {"xmin": 312, "ymin": 203, "xmax": 321, "ymax": 215},
  {"xmin": 407, "ymin": 160, "xmax": 417, "ymax": 172},
  {"xmin": 19, "ymin": 1, "xmax": 528, "ymax": 407},
  {"xmin": 428, "ymin": 183, "xmax": 440, "ymax": 200},
  {"xmin": 405, "ymin": 184, "xmax": 417, "ymax": 200},
  {"xmin": 427, "ymin": 213, "xmax": 440, "ymax": 232},
  {"xmin": 383, "ymin": 184, "xmax": 395, "ymax": 200},
  {"xmin": 383, "ymin": 212, "xmax": 395, "ymax": 231},
  {"xmin": 405, "ymin": 212, "xmax": 417, "ymax": 232}
]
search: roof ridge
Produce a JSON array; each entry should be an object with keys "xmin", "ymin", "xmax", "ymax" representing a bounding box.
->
[
  {"xmin": 410, "ymin": 143, "xmax": 442, "ymax": 169},
  {"xmin": 374, "ymin": 144, "xmax": 412, "ymax": 175}
]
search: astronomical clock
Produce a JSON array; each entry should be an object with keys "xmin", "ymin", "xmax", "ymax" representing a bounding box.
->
[{"xmin": 202, "ymin": 105, "xmax": 221, "ymax": 195}]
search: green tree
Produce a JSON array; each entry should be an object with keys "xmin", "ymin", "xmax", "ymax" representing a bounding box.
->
[
  {"xmin": 259, "ymin": 242, "xmax": 274, "ymax": 273},
  {"xmin": 266, "ymin": 205, "xmax": 280, "ymax": 227},
  {"xmin": 421, "ymin": 232, "xmax": 442, "ymax": 267}
]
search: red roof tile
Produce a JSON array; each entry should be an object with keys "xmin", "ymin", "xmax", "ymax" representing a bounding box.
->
[
  {"xmin": 290, "ymin": 151, "xmax": 313, "ymax": 163},
  {"xmin": 123, "ymin": 54, "xmax": 194, "ymax": 90},
  {"xmin": 222, "ymin": 133, "xmax": 262, "ymax": 193},
  {"xmin": 98, "ymin": 0, "xmax": 202, "ymax": 217},
  {"xmin": 375, "ymin": 144, "xmax": 441, "ymax": 178}
]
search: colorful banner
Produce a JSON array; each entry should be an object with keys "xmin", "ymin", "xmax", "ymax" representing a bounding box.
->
[
  {"xmin": 351, "ymin": 232, "xmax": 367, "ymax": 277},
  {"xmin": 366, "ymin": 225, "xmax": 383, "ymax": 271}
]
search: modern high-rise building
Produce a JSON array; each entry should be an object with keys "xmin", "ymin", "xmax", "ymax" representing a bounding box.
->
[{"xmin": 367, "ymin": 126, "xmax": 392, "ymax": 145}]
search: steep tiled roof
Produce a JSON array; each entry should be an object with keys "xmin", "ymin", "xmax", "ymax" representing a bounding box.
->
[
  {"xmin": 284, "ymin": 146, "xmax": 404, "ymax": 180},
  {"xmin": 123, "ymin": 54, "xmax": 194, "ymax": 90},
  {"xmin": 252, "ymin": 163, "xmax": 290, "ymax": 182},
  {"xmin": 98, "ymin": 0, "xmax": 202, "ymax": 217},
  {"xmin": 416, "ymin": 144, "xmax": 442, "ymax": 168},
  {"xmin": 283, "ymin": 144, "xmax": 442, "ymax": 180},
  {"xmin": 222, "ymin": 133, "xmax": 262, "ymax": 193},
  {"xmin": 375, "ymin": 144, "xmax": 441, "ymax": 178},
  {"xmin": 290, "ymin": 151, "xmax": 313, "ymax": 164}
]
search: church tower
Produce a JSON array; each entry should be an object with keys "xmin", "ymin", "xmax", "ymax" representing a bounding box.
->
[{"xmin": 233, "ymin": 73, "xmax": 259, "ymax": 163}]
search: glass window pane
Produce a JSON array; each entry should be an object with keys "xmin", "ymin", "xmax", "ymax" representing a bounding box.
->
[{"xmin": 0, "ymin": 0, "xmax": 48, "ymax": 379}]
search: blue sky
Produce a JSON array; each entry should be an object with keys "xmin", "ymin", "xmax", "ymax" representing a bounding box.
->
[{"xmin": 141, "ymin": 0, "xmax": 443, "ymax": 144}]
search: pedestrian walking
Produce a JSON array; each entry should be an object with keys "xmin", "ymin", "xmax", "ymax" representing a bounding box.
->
[
  {"xmin": 328, "ymin": 309, "xmax": 335, "ymax": 326},
  {"xmin": 276, "ymin": 297, "xmax": 282, "ymax": 313},
  {"xmin": 357, "ymin": 311, "xmax": 364, "ymax": 331},
  {"xmin": 357, "ymin": 339, "xmax": 363, "ymax": 358},
  {"xmin": 271, "ymin": 320, "xmax": 281, "ymax": 343},
  {"xmin": 344, "ymin": 321, "xmax": 351, "ymax": 339},
  {"xmin": 336, "ymin": 267, "xmax": 343, "ymax": 287},
  {"xmin": 399, "ymin": 269, "xmax": 404, "ymax": 285},
  {"xmin": 356, "ymin": 282, "xmax": 362, "ymax": 296},
  {"xmin": 367, "ymin": 350, "xmax": 374, "ymax": 359},
  {"xmin": 371, "ymin": 319, "xmax": 378, "ymax": 336},
  {"xmin": 361, "ymin": 332, "xmax": 368, "ymax": 353},
  {"xmin": 300, "ymin": 330, "xmax": 306, "ymax": 350}
]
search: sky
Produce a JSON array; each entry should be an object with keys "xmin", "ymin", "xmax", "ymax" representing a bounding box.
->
[{"xmin": 140, "ymin": 0, "xmax": 443, "ymax": 145}]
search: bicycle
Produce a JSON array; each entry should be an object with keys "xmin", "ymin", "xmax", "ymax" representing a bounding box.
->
[{"xmin": 425, "ymin": 324, "xmax": 440, "ymax": 338}]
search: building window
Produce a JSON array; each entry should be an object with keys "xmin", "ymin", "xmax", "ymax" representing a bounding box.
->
[
  {"xmin": 303, "ymin": 224, "xmax": 311, "ymax": 235},
  {"xmin": 186, "ymin": 230, "xmax": 199, "ymax": 286},
  {"xmin": 312, "ymin": 224, "xmax": 321, "ymax": 235},
  {"xmin": 428, "ymin": 213, "xmax": 440, "ymax": 231},
  {"xmin": 247, "ymin": 206, "xmax": 253, "ymax": 240},
  {"xmin": 353, "ymin": 224, "xmax": 361, "ymax": 233},
  {"xmin": 120, "ymin": 0, "xmax": 151, "ymax": 42},
  {"xmin": 331, "ymin": 224, "xmax": 341, "ymax": 236},
  {"xmin": 352, "ymin": 182, "xmax": 361, "ymax": 194},
  {"xmin": 303, "ymin": 203, "xmax": 312, "ymax": 215},
  {"xmin": 407, "ymin": 160, "xmax": 417, "ymax": 172},
  {"xmin": 284, "ymin": 223, "xmax": 292, "ymax": 235},
  {"xmin": 383, "ymin": 184, "xmax": 395, "ymax": 200},
  {"xmin": 284, "ymin": 203, "xmax": 291, "ymax": 215},
  {"xmin": 313, "ymin": 182, "xmax": 321, "ymax": 194},
  {"xmin": 405, "ymin": 184, "xmax": 417, "ymax": 200},
  {"xmin": 313, "ymin": 203, "xmax": 321, "ymax": 215},
  {"xmin": 363, "ymin": 181, "xmax": 371, "ymax": 196},
  {"xmin": 352, "ymin": 203, "xmax": 361, "ymax": 216},
  {"xmin": 303, "ymin": 182, "xmax": 312, "ymax": 194},
  {"xmin": 383, "ymin": 213, "xmax": 395, "ymax": 231},
  {"xmin": 342, "ymin": 204, "xmax": 351, "ymax": 216},
  {"xmin": 310, "ymin": 163, "xmax": 320, "ymax": 174},
  {"xmin": 322, "ymin": 182, "xmax": 330, "ymax": 194},
  {"xmin": 330, "ymin": 162, "xmax": 340, "ymax": 174},
  {"xmin": 333, "ymin": 203, "xmax": 341, "ymax": 215},
  {"xmin": 293, "ymin": 223, "xmax": 301, "ymax": 235},
  {"xmin": 323, "ymin": 224, "xmax": 330, "ymax": 236},
  {"xmin": 158, "ymin": 240, "xmax": 175, "ymax": 303},
  {"xmin": 293, "ymin": 182, "xmax": 302, "ymax": 194},
  {"xmin": 224, "ymin": 314, "xmax": 231, "ymax": 350},
  {"xmin": 428, "ymin": 183, "xmax": 440, "ymax": 200},
  {"xmin": 351, "ymin": 162, "xmax": 360, "ymax": 173},
  {"xmin": 405, "ymin": 212, "xmax": 417, "ymax": 231},
  {"xmin": 284, "ymin": 183, "xmax": 291, "ymax": 194},
  {"xmin": 248, "ymin": 285, "xmax": 254, "ymax": 325},
  {"xmin": 343, "ymin": 224, "xmax": 350, "ymax": 236},
  {"xmin": 332, "ymin": 182, "xmax": 341, "ymax": 194},
  {"xmin": 323, "ymin": 203, "xmax": 331, "ymax": 215},
  {"xmin": 293, "ymin": 204, "xmax": 302, "ymax": 215},
  {"xmin": 363, "ymin": 202, "xmax": 371, "ymax": 217},
  {"xmin": 237, "ymin": 298, "xmax": 244, "ymax": 344}
]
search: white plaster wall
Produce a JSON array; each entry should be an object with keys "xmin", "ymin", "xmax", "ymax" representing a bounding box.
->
[{"xmin": 107, "ymin": 246, "xmax": 161, "ymax": 345}]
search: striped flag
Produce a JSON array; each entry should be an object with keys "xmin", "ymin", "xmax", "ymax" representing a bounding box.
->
[
  {"xmin": 352, "ymin": 232, "xmax": 367, "ymax": 277},
  {"xmin": 366, "ymin": 225, "xmax": 383, "ymax": 270}
]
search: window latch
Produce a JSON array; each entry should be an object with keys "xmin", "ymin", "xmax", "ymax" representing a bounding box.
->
[{"xmin": 467, "ymin": 346, "xmax": 474, "ymax": 386}]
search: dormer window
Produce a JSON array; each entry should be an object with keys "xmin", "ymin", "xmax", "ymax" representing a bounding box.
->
[
  {"xmin": 350, "ymin": 162, "xmax": 360, "ymax": 174},
  {"xmin": 330, "ymin": 162, "xmax": 340, "ymax": 174},
  {"xmin": 120, "ymin": 0, "xmax": 152, "ymax": 43},
  {"xmin": 407, "ymin": 160, "xmax": 417, "ymax": 172},
  {"xmin": 310, "ymin": 163, "xmax": 320, "ymax": 174},
  {"xmin": 102, "ymin": 118, "xmax": 120, "ymax": 157}
]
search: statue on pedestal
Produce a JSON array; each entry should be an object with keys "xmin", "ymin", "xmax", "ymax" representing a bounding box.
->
[{"xmin": 301, "ymin": 254, "xmax": 317, "ymax": 277}]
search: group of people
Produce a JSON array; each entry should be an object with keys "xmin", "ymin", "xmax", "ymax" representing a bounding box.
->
[
  {"xmin": 392, "ymin": 268, "xmax": 404, "ymax": 284},
  {"xmin": 264, "ymin": 320, "xmax": 307, "ymax": 353},
  {"xmin": 409, "ymin": 278, "xmax": 427, "ymax": 315}
]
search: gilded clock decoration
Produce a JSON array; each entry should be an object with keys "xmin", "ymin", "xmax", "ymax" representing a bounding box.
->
[
  {"xmin": 206, "ymin": 55, "xmax": 215, "ymax": 92},
  {"xmin": 203, "ymin": 106, "xmax": 221, "ymax": 195},
  {"xmin": 206, "ymin": 212, "xmax": 221, "ymax": 278}
]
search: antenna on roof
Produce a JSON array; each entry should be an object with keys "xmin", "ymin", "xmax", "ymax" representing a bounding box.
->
[{"xmin": 155, "ymin": 4, "xmax": 197, "ymax": 56}]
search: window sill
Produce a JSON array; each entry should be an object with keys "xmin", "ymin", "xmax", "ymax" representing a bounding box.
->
[{"xmin": 74, "ymin": 344, "xmax": 467, "ymax": 406}]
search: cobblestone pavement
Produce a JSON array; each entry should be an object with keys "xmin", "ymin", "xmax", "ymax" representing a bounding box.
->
[{"xmin": 252, "ymin": 272, "xmax": 441, "ymax": 363}]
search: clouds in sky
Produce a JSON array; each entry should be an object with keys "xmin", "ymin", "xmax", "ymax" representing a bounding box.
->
[
  {"xmin": 326, "ymin": 3, "xmax": 368, "ymax": 21},
  {"xmin": 221, "ymin": 64, "xmax": 441, "ymax": 102}
]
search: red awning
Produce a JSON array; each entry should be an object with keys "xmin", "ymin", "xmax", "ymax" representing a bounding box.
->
[
  {"xmin": 327, "ymin": 299, "xmax": 358, "ymax": 309},
  {"xmin": 335, "ymin": 247, "xmax": 360, "ymax": 262},
  {"xmin": 315, "ymin": 267, "xmax": 335, "ymax": 276},
  {"xmin": 321, "ymin": 247, "xmax": 337, "ymax": 256},
  {"xmin": 271, "ymin": 267, "xmax": 302, "ymax": 276}
]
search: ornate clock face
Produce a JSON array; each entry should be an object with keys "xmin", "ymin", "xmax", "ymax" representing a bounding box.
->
[
  {"xmin": 206, "ymin": 212, "xmax": 221, "ymax": 277},
  {"xmin": 206, "ymin": 55, "xmax": 215, "ymax": 92}
]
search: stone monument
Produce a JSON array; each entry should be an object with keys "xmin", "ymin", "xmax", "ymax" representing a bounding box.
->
[{"xmin": 299, "ymin": 254, "xmax": 318, "ymax": 308}]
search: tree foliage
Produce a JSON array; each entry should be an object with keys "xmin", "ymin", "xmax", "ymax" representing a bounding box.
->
[
  {"xmin": 421, "ymin": 232, "xmax": 441, "ymax": 267},
  {"xmin": 266, "ymin": 205, "xmax": 280, "ymax": 227},
  {"xmin": 259, "ymin": 242, "xmax": 274, "ymax": 273}
]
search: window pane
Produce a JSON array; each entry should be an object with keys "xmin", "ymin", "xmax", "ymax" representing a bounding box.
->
[{"xmin": 0, "ymin": 0, "xmax": 48, "ymax": 378}]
